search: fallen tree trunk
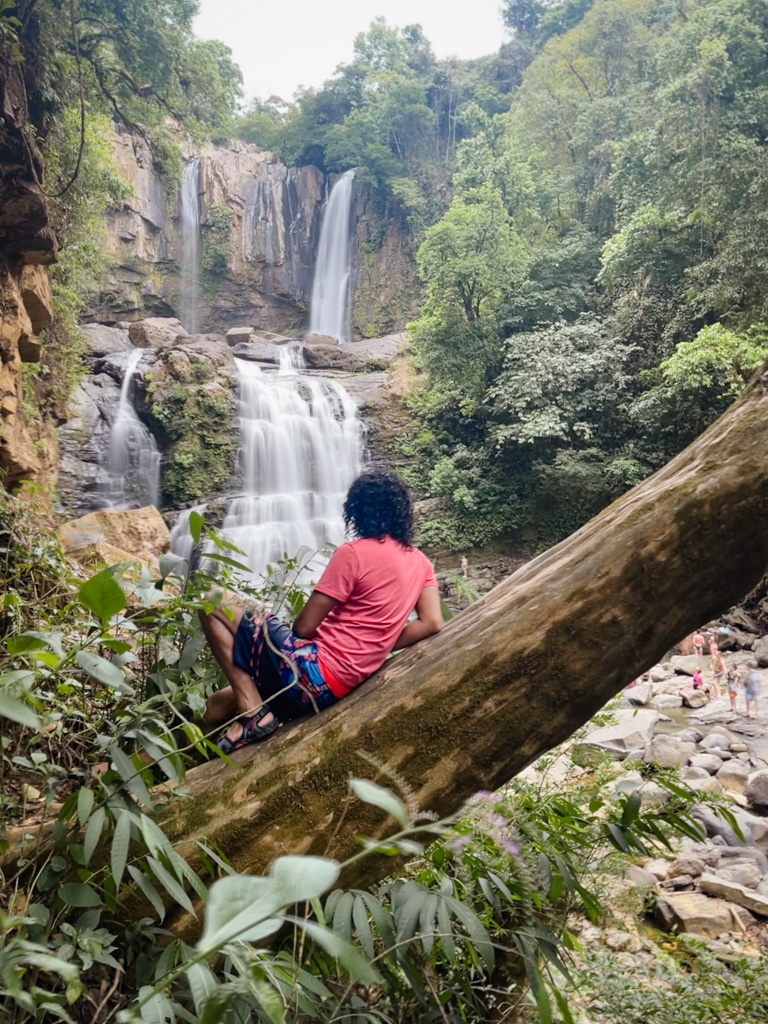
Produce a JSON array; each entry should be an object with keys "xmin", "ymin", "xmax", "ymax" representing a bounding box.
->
[{"xmin": 167, "ymin": 363, "xmax": 768, "ymax": 890}]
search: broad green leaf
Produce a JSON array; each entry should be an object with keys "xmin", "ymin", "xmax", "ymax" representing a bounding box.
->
[
  {"xmin": 77, "ymin": 787, "xmax": 94, "ymax": 827},
  {"xmin": 79, "ymin": 569, "xmax": 127, "ymax": 621},
  {"xmin": 59, "ymin": 882, "xmax": 101, "ymax": 907},
  {"xmin": 75, "ymin": 651, "xmax": 135, "ymax": 695},
  {"xmin": 137, "ymin": 987, "xmax": 175, "ymax": 1024},
  {"xmin": 188, "ymin": 510, "xmax": 204, "ymax": 544},
  {"xmin": 620, "ymin": 791, "xmax": 642, "ymax": 828},
  {"xmin": 350, "ymin": 778, "xmax": 410, "ymax": 828},
  {"xmin": 0, "ymin": 692, "xmax": 41, "ymax": 729},
  {"xmin": 186, "ymin": 961, "xmax": 218, "ymax": 1016},
  {"xmin": 197, "ymin": 874, "xmax": 287, "ymax": 951},
  {"xmin": 84, "ymin": 806, "xmax": 106, "ymax": 866},
  {"xmin": 269, "ymin": 855, "xmax": 340, "ymax": 906},
  {"xmin": 111, "ymin": 810, "xmax": 132, "ymax": 890},
  {"xmin": 159, "ymin": 550, "xmax": 187, "ymax": 580},
  {"xmin": 291, "ymin": 917, "xmax": 381, "ymax": 984}
]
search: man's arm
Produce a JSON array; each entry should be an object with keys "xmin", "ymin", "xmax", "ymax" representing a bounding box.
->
[
  {"xmin": 391, "ymin": 585, "xmax": 442, "ymax": 651},
  {"xmin": 293, "ymin": 590, "xmax": 339, "ymax": 639}
]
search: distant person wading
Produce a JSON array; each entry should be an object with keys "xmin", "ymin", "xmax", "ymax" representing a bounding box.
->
[{"xmin": 200, "ymin": 471, "xmax": 443, "ymax": 753}]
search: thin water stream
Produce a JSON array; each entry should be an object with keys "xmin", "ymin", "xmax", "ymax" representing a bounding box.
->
[{"xmin": 100, "ymin": 349, "xmax": 160, "ymax": 509}]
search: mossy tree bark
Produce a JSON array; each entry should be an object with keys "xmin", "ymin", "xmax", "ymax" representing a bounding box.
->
[{"xmin": 167, "ymin": 362, "xmax": 768, "ymax": 889}]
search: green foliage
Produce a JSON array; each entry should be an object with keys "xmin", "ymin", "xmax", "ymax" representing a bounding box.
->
[
  {"xmin": 583, "ymin": 937, "xmax": 768, "ymax": 1024},
  {"xmin": 407, "ymin": 0, "xmax": 768, "ymax": 550},
  {"xmin": 142, "ymin": 360, "xmax": 237, "ymax": 505},
  {"xmin": 200, "ymin": 204, "xmax": 233, "ymax": 295}
]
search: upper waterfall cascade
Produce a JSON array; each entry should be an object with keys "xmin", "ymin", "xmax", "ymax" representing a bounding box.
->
[
  {"xmin": 179, "ymin": 159, "xmax": 201, "ymax": 334},
  {"xmin": 309, "ymin": 169, "xmax": 355, "ymax": 343},
  {"xmin": 100, "ymin": 349, "xmax": 160, "ymax": 510},
  {"xmin": 220, "ymin": 351, "xmax": 363, "ymax": 576}
]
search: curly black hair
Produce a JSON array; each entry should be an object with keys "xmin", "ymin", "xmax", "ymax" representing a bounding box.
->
[{"xmin": 343, "ymin": 470, "xmax": 414, "ymax": 547}]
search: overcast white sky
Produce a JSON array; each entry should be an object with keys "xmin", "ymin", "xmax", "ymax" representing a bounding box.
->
[{"xmin": 194, "ymin": 0, "xmax": 508, "ymax": 102}]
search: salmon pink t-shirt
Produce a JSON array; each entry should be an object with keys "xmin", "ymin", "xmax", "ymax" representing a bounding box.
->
[{"xmin": 313, "ymin": 536, "xmax": 437, "ymax": 696}]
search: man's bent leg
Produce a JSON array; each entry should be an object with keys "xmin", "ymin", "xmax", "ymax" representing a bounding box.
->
[{"xmin": 200, "ymin": 605, "xmax": 276, "ymax": 739}]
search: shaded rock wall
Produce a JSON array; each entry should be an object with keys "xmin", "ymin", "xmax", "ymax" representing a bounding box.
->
[
  {"xmin": 0, "ymin": 54, "xmax": 56, "ymax": 489},
  {"xmin": 96, "ymin": 127, "xmax": 418, "ymax": 338}
]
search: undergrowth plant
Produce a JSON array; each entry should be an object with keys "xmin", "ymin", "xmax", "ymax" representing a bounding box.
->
[{"xmin": 0, "ymin": 496, "xmax": 735, "ymax": 1023}]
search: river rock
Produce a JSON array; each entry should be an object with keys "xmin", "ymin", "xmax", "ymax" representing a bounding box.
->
[
  {"xmin": 690, "ymin": 753, "xmax": 724, "ymax": 774},
  {"xmin": 80, "ymin": 323, "xmax": 133, "ymax": 357},
  {"xmin": 717, "ymin": 847, "xmax": 768, "ymax": 872},
  {"xmin": 627, "ymin": 683, "xmax": 652, "ymax": 706},
  {"xmin": 231, "ymin": 341, "xmax": 279, "ymax": 363},
  {"xmin": 715, "ymin": 862, "xmax": 762, "ymax": 888},
  {"xmin": 745, "ymin": 769, "xmax": 768, "ymax": 809},
  {"xmin": 681, "ymin": 688, "xmax": 708, "ymax": 709},
  {"xmin": 699, "ymin": 873, "xmax": 768, "ymax": 916},
  {"xmin": 643, "ymin": 735, "xmax": 694, "ymax": 768},
  {"xmin": 654, "ymin": 893, "xmax": 736, "ymax": 937},
  {"xmin": 684, "ymin": 765, "xmax": 711, "ymax": 782},
  {"xmin": 129, "ymin": 317, "xmax": 189, "ymax": 349},
  {"xmin": 687, "ymin": 776, "xmax": 724, "ymax": 794},
  {"xmin": 650, "ymin": 693, "xmax": 683, "ymax": 709},
  {"xmin": 670, "ymin": 655, "xmax": 704, "ymax": 676},
  {"xmin": 305, "ymin": 332, "xmax": 339, "ymax": 346},
  {"xmin": 649, "ymin": 663, "xmax": 674, "ymax": 682},
  {"xmin": 575, "ymin": 709, "xmax": 658, "ymax": 761},
  {"xmin": 302, "ymin": 333, "xmax": 402, "ymax": 371},
  {"xmin": 678, "ymin": 727, "xmax": 705, "ymax": 744},
  {"xmin": 715, "ymin": 761, "xmax": 750, "ymax": 792},
  {"xmin": 626, "ymin": 864, "xmax": 658, "ymax": 888},
  {"xmin": 700, "ymin": 732, "xmax": 732, "ymax": 751},
  {"xmin": 226, "ymin": 326, "xmax": 253, "ymax": 346},
  {"xmin": 669, "ymin": 856, "xmax": 707, "ymax": 878},
  {"xmin": 57, "ymin": 506, "xmax": 170, "ymax": 568}
]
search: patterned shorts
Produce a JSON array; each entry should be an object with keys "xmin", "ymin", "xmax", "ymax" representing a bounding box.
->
[{"xmin": 233, "ymin": 612, "xmax": 339, "ymax": 716}]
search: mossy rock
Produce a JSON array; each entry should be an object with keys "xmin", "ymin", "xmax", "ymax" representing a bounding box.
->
[{"xmin": 136, "ymin": 344, "xmax": 238, "ymax": 505}]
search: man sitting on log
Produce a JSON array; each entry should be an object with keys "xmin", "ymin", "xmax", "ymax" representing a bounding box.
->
[{"xmin": 200, "ymin": 470, "xmax": 443, "ymax": 753}]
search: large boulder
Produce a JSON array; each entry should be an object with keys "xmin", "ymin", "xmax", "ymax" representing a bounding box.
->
[
  {"xmin": 574, "ymin": 708, "xmax": 658, "ymax": 761},
  {"xmin": 689, "ymin": 753, "xmax": 724, "ymax": 775},
  {"xmin": 681, "ymin": 688, "xmax": 708, "ymax": 708},
  {"xmin": 226, "ymin": 326, "xmax": 253, "ymax": 347},
  {"xmin": 626, "ymin": 683, "xmax": 652, "ymax": 706},
  {"xmin": 700, "ymin": 731, "xmax": 732, "ymax": 751},
  {"xmin": 57, "ymin": 506, "xmax": 170, "ymax": 568},
  {"xmin": 303, "ymin": 333, "xmax": 403, "ymax": 371},
  {"xmin": 669, "ymin": 655, "xmax": 704, "ymax": 676},
  {"xmin": 80, "ymin": 323, "xmax": 133, "ymax": 358},
  {"xmin": 305, "ymin": 332, "xmax": 339, "ymax": 347},
  {"xmin": 746, "ymin": 769, "xmax": 768, "ymax": 809},
  {"xmin": 129, "ymin": 317, "xmax": 189, "ymax": 349},
  {"xmin": 654, "ymin": 892, "xmax": 737, "ymax": 937},
  {"xmin": 715, "ymin": 760, "xmax": 750, "ymax": 793},
  {"xmin": 643, "ymin": 735, "xmax": 694, "ymax": 769}
]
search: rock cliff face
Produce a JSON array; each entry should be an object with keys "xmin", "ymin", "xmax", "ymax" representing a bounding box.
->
[
  {"xmin": 0, "ymin": 56, "xmax": 56, "ymax": 489},
  {"xmin": 95, "ymin": 127, "xmax": 418, "ymax": 338}
]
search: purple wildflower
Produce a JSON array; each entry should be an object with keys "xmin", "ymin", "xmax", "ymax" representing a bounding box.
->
[
  {"xmin": 500, "ymin": 837, "xmax": 519, "ymax": 856},
  {"xmin": 448, "ymin": 835, "xmax": 471, "ymax": 856},
  {"xmin": 472, "ymin": 790, "xmax": 496, "ymax": 803}
]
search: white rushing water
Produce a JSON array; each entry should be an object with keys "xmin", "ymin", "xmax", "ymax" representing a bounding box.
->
[
  {"xmin": 179, "ymin": 159, "xmax": 201, "ymax": 334},
  {"xmin": 220, "ymin": 354, "xmax": 362, "ymax": 575},
  {"xmin": 100, "ymin": 349, "xmax": 160, "ymax": 509},
  {"xmin": 309, "ymin": 169, "xmax": 355, "ymax": 343}
]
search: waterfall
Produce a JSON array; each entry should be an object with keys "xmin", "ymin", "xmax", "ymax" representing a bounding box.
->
[
  {"xmin": 220, "ymin": 357, "xmax": 362, "ymax": 576},
  {"xmin": 179, "ymin": 159, "xmax": 201, "ymax": 334},
  {"xmin": 309, "ymin": 169, "xmax": 355, "ymax": 343},
  {"xmin": 100, "ymin": 349, "xmax": 160, "ymax": 509}
]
